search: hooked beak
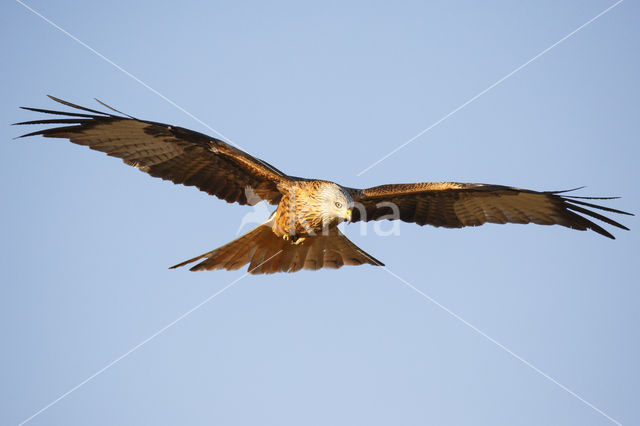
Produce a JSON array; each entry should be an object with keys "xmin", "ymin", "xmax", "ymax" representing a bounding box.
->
[{"xmin": 345, "ymin": 209, "xmax": 352, "ymax": 222}]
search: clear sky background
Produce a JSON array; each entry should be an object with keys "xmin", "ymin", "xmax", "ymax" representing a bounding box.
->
[{"xmin": 1, "ymin": 1, "xmax": 638, "ymax": 425}]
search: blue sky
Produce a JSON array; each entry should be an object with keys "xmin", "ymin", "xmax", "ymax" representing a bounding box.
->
[{"xmin": 1, "ymin": 1, "xmax": 638, "ymax": 425}]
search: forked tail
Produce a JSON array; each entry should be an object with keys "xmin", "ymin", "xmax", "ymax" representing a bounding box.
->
[{"xmin": 170, "ymin": 219, "xmax": 383, "ymax": 274}]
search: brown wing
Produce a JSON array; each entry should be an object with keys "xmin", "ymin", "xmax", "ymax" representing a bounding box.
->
[
  {"xmin": 14, "ymin": 96, "xmax": 291, "ymax": 205},
  {"xmin": 346, "ymin": 182, "xmax": 632, "ymax": 239}
]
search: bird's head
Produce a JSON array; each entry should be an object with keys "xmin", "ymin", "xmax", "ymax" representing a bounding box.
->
[{"xmin": 318, "ymin": 182, "xmax": 353, "ymax": 225}]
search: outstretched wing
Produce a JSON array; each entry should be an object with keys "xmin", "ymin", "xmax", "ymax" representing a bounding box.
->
[
  {"xmin": 346, "ymin": 182, "xmax": 632, "ymax": 239},
  {"xmin": 14, "ymin": 96, "xmax": 291, "ymax": 205}
]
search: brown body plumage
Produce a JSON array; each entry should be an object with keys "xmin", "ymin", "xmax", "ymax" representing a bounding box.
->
[
  {"xmin": 14, "ymin": 97, "xmax": 633, "ymax": 274},
  {"xmin": 273, "ymin": 181, "xmax": 353, "ymax": 237}
]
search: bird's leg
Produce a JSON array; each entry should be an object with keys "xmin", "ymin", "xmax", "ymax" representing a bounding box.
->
[{"xmin": 284, "ymin": 234, "xmax": 306, "ymax": 245}]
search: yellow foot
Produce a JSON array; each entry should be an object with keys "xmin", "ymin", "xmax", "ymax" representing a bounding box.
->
[
  {"xmin": 293, "ymin": 237, "xmax": 306, "ymax": 245},
  {"xmin": 282, "ymin": 235, "xmax": 290, "ymax": 241}
]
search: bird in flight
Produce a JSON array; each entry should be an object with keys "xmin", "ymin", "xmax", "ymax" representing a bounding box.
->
[{"xmin": 15, "ymin": 96, "xmax": 632, "ymax": 274}]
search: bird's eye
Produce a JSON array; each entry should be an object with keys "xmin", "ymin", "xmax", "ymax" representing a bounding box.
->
[{"xmin": 335, "ymin": 202, "xmax": 342, "ymax": 209}]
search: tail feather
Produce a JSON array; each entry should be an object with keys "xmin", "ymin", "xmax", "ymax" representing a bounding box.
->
[
  {"xmin": 170, "ymin": 220, "xmax": 383, "ymax": 274},
  {"xmin": 288, "ymin": 242, "xmax": 311, "ymax": 273}
]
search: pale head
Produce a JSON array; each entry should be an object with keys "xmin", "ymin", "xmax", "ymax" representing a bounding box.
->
[{"xmin": 317, "ymin": 182, "xmax": 353, "ymax": 225}]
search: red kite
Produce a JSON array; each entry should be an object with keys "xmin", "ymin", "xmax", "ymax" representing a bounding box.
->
[{"xmin": 15, "ymin": 97, "xmax": 632, "ymax": 274}]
